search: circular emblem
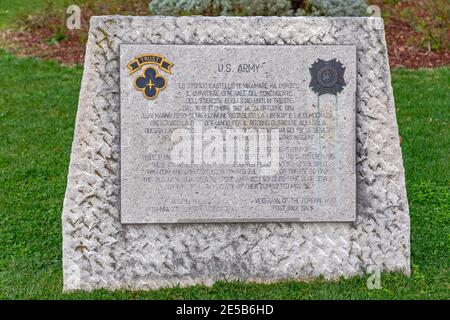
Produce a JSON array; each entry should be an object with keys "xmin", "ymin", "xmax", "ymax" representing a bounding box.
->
[
  {"xmin": 309, "ymin": 59, "xmax": 346, "ymax": 96},
  {"xmin": 317, "ymin": 66, "xmax": 338, "ymax": 88}
]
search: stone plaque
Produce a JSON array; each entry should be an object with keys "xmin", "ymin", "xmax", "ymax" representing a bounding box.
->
[
  {"xmin": 120, "ymin": 45, "xmax": 356, "ymax": 223},
  {"xmin": 63, "ymin": 17, "xmax": 410, "ymax": 291}
]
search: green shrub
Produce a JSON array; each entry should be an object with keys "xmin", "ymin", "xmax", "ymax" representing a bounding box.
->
[
  {"xmin": 301, "ymin": 0, "xmax": 367, "ymax": 17},
  {"xmin": 148, "ymin": 0, "xmax": 368, "ymax": 17},
  {"xmin": 149, "ymin": 0, "xmax": 293, "ymax": 16}
]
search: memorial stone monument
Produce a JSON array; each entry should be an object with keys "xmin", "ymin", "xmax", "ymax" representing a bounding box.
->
[{"xmin": 62, "ymin": 16, "xmax": 410, "ymax": 291}]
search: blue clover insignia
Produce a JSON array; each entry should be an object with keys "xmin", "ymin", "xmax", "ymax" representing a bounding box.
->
[{"xmin": 134, "ymin": 67, "xmax": 167, "ymax": 99}]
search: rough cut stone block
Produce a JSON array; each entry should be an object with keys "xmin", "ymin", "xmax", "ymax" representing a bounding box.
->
[{"xmin": 62, "ymin": 16, "xmax": 410, "ymax": 291}]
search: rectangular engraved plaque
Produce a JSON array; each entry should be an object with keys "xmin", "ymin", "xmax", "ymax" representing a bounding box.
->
[{"xmin": 120, "ymin": 45, "xmax": 356, "ymax": 223}]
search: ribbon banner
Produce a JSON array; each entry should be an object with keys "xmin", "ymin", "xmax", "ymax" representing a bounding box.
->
[{"xmin": 127, "ymin": 54, "xmax": 173, "ymax": 74}]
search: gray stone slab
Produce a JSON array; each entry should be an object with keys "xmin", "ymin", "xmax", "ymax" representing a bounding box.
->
[
  {"xmin": 62, "ymin": 16, "xmax": 410, "ymax": 291},
  {"xmin": 120, "ymin": 44, "xmax": 356, "ymax": 223}
]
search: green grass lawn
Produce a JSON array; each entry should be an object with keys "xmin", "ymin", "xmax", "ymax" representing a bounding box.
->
[{"xmin": 0, "ymin": 51, "xmax": 448, "ymax": 299}]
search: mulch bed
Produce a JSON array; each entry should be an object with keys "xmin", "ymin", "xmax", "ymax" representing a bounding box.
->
[
  {"xmin": 1, "ymin": 28, "xmax": 84, "ymax": 65},
  {"xmin": 385, "ymin": 20, "xmax": 450, "ymax": 68},
  {"xmin": 1, "ymin": 1, "xmax": 448, "ymax": 68},
  {"xmin": 380, "ymin": 0, "xmax": 450, "ymax": 68}
]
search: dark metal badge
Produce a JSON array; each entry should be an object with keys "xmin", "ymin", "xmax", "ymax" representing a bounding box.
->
[{"xmin": 309, "ymin": 59, "xmax": 346, "ymax": 96}]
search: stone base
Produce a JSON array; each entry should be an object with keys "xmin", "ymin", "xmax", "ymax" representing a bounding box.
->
[{"xmin": 62, "ymin": 16, "xmax": 410, "ymax": 291}]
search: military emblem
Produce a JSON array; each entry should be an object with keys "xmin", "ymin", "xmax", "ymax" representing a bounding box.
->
[
  {"xmin": 309, "ymin": 59, "xmax": 346, "ymax": 96},
  {"xmin": 128, "ymin": 54, "xmax": 173, "ymax": 100},
  {"xmin": 134, "ymin": 67, "xmax": 167, "ymax": 99}
]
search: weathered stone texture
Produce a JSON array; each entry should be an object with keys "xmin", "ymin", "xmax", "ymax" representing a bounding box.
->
[{"xmin": 62, "ymin": 16, "xmax": 409, "ymax": 291}]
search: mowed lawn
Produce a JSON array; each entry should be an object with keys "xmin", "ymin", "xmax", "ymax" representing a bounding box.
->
[{"xmin": 0, "ymin": 51, "xmax": 448, "ymax": 299}]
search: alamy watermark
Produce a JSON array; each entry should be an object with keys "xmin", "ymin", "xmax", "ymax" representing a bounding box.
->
[
  {"xmin": 170, "ymin": 122, "xmax": 280, "ymax": 176},
  {"xmin": 66, "ymin": 5, "xmax": 81, "ymax": 30},
  {"xmin": 366, "ymin": 267, "xmax": 382, "ymax": 290},
  {"xmin": 367, "ymin": 5, "xmax": 383, "ymax": 30}
]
